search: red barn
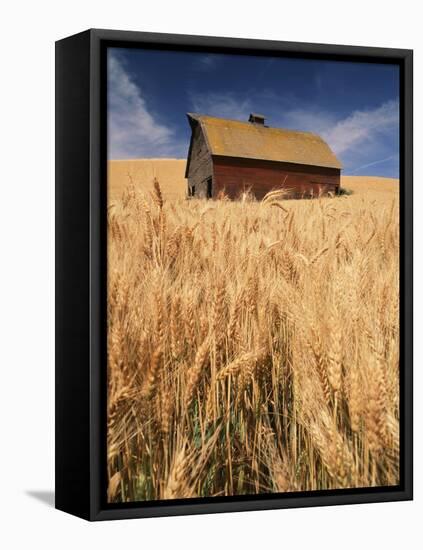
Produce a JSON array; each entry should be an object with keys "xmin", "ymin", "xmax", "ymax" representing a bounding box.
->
[{"xmin": 185, "ymin": 113, "xmax": 342, "ymax": 200}]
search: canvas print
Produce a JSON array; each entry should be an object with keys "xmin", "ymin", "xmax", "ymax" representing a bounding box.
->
[{"xmin": 106, "ymin": 48, "xmax": 400, "ymax": 503}]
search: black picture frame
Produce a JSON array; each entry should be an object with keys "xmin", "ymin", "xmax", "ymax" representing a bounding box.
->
[{"xmin": 55, "ymin": 28, "xmax": 413, "ymax": 521}]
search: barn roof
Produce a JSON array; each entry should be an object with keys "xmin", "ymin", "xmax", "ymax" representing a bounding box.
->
[{"xmin": 187, "ymin": 113, "xmax": 342, "ymax": 170}]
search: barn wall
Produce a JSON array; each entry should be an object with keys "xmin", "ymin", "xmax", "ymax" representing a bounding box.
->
[
  {"xmin": 187, "ymin": 124, "xmax": 213, "ymax": 198},
  {"xmin": 213, "ymin": 157, "xmax": 340, "ymax": 200}
]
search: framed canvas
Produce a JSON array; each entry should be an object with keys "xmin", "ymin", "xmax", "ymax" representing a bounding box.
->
[{"xmin": 55, "ymin": 29, "xmax": 413, "ymax": 521}]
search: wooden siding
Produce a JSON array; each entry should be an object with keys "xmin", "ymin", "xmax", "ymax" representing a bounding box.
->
[
  {"xmin": 187, "ymin": 124, "xmax": 213, "ymax": 198},
  {"xmin": 213, "ymin": 157, "xmax": 340, "ymax": 200}
]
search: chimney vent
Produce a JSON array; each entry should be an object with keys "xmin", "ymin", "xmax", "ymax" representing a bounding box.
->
[{"xmin": 248, "ymin": 113, "xmax": 266, "ymax": 125}]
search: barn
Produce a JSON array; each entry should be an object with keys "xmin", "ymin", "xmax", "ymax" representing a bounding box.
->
[{"xmin": 185, "ymin": 113, "xmax": 342, "ymax": 200}]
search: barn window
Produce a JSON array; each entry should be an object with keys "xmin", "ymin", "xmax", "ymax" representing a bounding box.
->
[{"xmin": 191, "ymin": 185, "xmax": 196, "ymax": 196}]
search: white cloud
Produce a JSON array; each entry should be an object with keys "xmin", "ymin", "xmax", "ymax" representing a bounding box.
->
[
  {"xmin": 322, "ymin": 100, "xmax": 399, "ymax": 156},
  {"xmin": 108, "ymin": 52, "xmax": 185, "ymax": 159},
  {"xmin": 273, "ymin": 100, "xmax": 399, "ymax": 174},
  {"xmin": 189, "ymin": 91, "xmax": 253, "ymax": 121},
  {"xmin": 349, "ymin": 154, "xmax": 399, "ymax": 175},
  {"xmin": 193, "ymin": 54, "xmax": 219, "ymax": 71},
  {"xmin": 276, "ymin": 100, "xmax": 399, "ymax": 159},
  {"xmin": 279, "ymin": 109, "xmax": 336, "ymax": 135}
]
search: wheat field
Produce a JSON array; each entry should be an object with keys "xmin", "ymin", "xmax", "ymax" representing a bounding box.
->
[{"xmin": 107, "ymin": 174, "xmax": 399, "ymax": 503}]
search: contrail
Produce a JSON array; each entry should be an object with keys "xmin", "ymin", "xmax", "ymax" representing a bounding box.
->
[{"xmin": 349, "ymin": 154, "xmax": 398, "ymax": 175}]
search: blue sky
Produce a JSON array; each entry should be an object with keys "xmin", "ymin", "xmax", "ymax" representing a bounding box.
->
[{"xmin": 108, "ymin": 48, "xmax": 400, "ymax": 177}]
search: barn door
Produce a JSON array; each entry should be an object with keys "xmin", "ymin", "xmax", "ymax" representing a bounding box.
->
[{"xmin": 206, "ymin": 177, "xmax": 212, "ymax": 199}]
